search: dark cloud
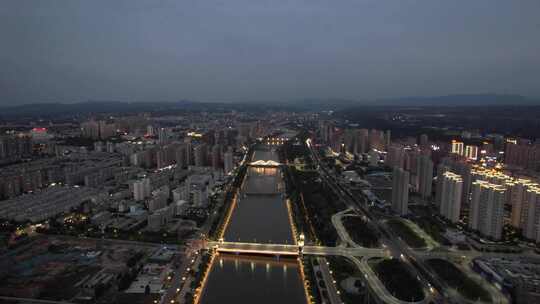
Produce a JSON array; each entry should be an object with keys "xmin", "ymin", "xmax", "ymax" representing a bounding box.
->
[{"xmin": 1, "ymin": 0, "xmax": 539, "ymax": 105}]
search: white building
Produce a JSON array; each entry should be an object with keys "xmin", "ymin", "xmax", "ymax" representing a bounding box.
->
[
  {"xmin": 133, "ymin": 178, "xmax": 151, "ymax": 201},
  {"xmin": 211, "ymin": 145, "xmax": 221, "ymax": 170},
  {"xmin": 175, "ymin": 144, "xmax": 187, "ymax": 169},
  {"xmin": 465, "ymin": 145, "xmax": 479, "ymax": 160},
  {"xmin": 148, "ymin": 186, "xmax": 169, "ymax": 212},
  {"xmin": 186, "ymin": 173, "xmax": 213, "ymax": 207},
  {"xmin": 451, "ymin": 140, "xmax": 464, "ymax": 155},
  {"xmin": 368, "ymin": 149, "xmax": 379, "ymax": 167},
  {"xmin": 391, "ymin": 167, "xmax": 409, "ymax": 216},
  {"xmin": 224, "ymin": 151, "xmax": 234, "ymax": 174},
  {"xmin": 173, "ymin": 186, "xmax": 188, "ymax": 203},
  {"xmin": 506, "ymin": 179, "xmax": 539, "ymax": 228},
  {"xmin": 416, "ymin": 155, "xmax": 433, "ymax": 199},
  {"xmin": 147, "ymin": 205, "xmax": 175, "ymax": 232},
  {"xmin": 194, "ymin": 144, "xmax": 207, "ymax": 167},
  {"xmin": 439, "ymin": 172, "xmax": 463, "ymax": 223},
  {"xmin": 522, "ymin": 186, "xmax": 540, "ymax": 242},
  {"xmin": 469, "ymin": 180, "xmax": 506, "ymax": 240},
  {"xmin": 386, "ymin": 144, "xmax": 405, "ymax": 169}
]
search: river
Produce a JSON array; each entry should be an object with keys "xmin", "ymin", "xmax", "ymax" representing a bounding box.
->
[{"xmin": 199, "ymin": 146, "xmax": 306, "ymax": 303}]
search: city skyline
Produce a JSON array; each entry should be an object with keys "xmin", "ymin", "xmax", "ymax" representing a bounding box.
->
[
  {"xmin": 1, "ymin": 106, "xmax": 539, "ymax": 303},
  {"xmin": 1, "ymin": 1, "xmax": 540, "ymax": 303}
]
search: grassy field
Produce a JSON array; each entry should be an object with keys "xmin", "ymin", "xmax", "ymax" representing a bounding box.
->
[
  {"xmin": 427, "ymin": 259, "xmax": 491, "ymax": 302},
  {"xmin": 414, "ymin": 216, "xmax": 451, "ymax": 245},
  {"xmin": 386, "ymin": 219, "xmax": 427, "ymax": 248},
  {"xmin": 342, "ymin": 216, "xmax": 379, "ymax": 248},
  {"xmin": 373, "ymin": 259, "xmax": 424, "ymax": 302}
]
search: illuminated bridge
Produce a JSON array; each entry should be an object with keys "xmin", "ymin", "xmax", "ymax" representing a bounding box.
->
[
  {"xmin": 206, "ymin": 241, "xmax": 386, "ymax": 258},
  {"xmin": 208, "ymin": 241, "xmax": 299, "ymax": 256},
  {"xmin": 248, "ymin": 160, "xmax": 282, "ymax": 167}
]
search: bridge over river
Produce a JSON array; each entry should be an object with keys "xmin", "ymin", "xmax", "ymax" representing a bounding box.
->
[{"xmin": 206, "ymin": 241, "xmax": 386, "ymax": 258}]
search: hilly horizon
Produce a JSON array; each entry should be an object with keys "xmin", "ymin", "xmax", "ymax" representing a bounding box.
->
[{"xmin": 1, "ymin": 93, "xmax": 538, "ymax": 112}]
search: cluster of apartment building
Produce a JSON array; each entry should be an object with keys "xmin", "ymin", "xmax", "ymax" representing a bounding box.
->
[
  {"xmin": 0, "ymin": 134, "xmax": 33, "ymax": 165},
  {"xmin": 0, "ymin": 110, "xmax": 291, "ymax": 242},
  {"xmin": 0, "ymin": 152, "xmax": 125, "ymax": 200},
  {"xmin": 319, "ymin": 121, "xmax": 391, "ymax": 155},
  {"xmin": 505, "ymin": 138, "xmax": 540, "ymax": 171},
  {"xmin": 0, "ymin": 185, "xmax": 97, "ymax": 222},
  {"xmin": 382, "ymin": 133, "xmax": 540, "ymax": 242},
  {"xmin": 322, "ymin": 121, "xmax": 540, "ymax": 243},
  {"xmin": 432, "ymin": 158, "xmax": 540, "ymax": 241}
]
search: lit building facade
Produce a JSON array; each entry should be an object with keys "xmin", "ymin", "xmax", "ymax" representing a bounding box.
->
[
  {"xmin": 439, "ymin": 172, "xmax": 463, "ymax": 223},
  {"xmin": 469, "ymin": 180, "xmax": 506, "ymax": 240}
]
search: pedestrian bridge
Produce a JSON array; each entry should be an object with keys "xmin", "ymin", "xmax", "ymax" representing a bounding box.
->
[{"xmin": 205, "ymin": 241, "xmax": 386, "ymax": 258}]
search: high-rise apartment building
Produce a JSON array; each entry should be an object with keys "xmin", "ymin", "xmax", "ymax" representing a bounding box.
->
[
  {"xmin": 465, "ymin": 145, "xmax": 479, "ymax": 160},
  {"xmin": 175, "ymin": 144, "xmax": 187, "ymax": 169},
  {"xmin": 158, "ymin": 128, "xmax": 169, "ymax": 145},
  {"xmin": 357, "ymin": 129, "xmax": 369, "ymax": 154},
  {"xmin": 384, "ymin": 130, "xmax": 391, "ymax": 149},
  {"xmin": 435, "ymin": 163, "xmax": 451, "ymax": 208},
  {"xmin": 368, "ymin": 149, "xmax": 379, "ymax": 167},
  {"xmin": 369, "ymin": 129, "xmax": 384, "ymax": 151},
  {"xmin": 224, "ymin": 151, "xmax": 234, "ymax": 174},
  {"xmin": 133, "ymin": 178, "xmax": 151, "ymax": 201},
  {"xmin": 392, "ymin": 167, "xmax": 410, "ymax": 216},
  {"xmin": 451, "ymin": 140, "xmax": 464, "ymax": 155},
  {"xmin": 211, "ymin": 145, "xmax": 221, "ymax": 170},
  {"xmin": 522, "ymin": 187, "xmax": 540, "ymax": 242},
  {"xmin": 439, "ymin": 172, "xmax": 463, "ymax": 223},
  {"xmin": 507, "ymin": 179, "xmax": 537, "ymax": 228},
  {"xmin": 419, "ymin": 134, "xmax": 429, "ymax": 148},
  {"xmin": 469, "ymin": 180, "xmax": 506, "ymax": 240},
  {"xmin": 417, "ymin": 155, "xmax": 434, "ymax": 199},
  {"xmin": 386, "ymin": 144, "xmax": 405, "ymax": 169},
  {"xmin": 194, "ymin": 144, "xmax": 207, "ymax": 167},
  {"xmin": 505, "ymin": 141, "xmax": 540, "ymax": 171},
  {"xmin": 441, "ymin": 158, "xmax": 473, "ymax": 206},
  {"xmin": 81, "ymin": 120, "xmax": 115, "ymax": 140}
]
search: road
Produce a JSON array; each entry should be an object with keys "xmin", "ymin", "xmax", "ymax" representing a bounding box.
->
[
  {"xmin": 161, "ymin": 248, "xmax": 198, "ymax": 304},
  {"xmin": 50, "ymin": 234, "xmax": 181, "ymax": 249},
  {"xmin": 0, "ymin": 296, "xmax": 75, "ymax": 304},
  {"xmin": 331, "ymin": 208, "xmax": 367, "ymax": 248},
  {"xmin": 307, "ymin": 138, "xmax": 519, "ymax": 304},
  {"xmin": 316, "ymin": 257, "xmax": 342, "ymax": 304},
  {"xmin": 351, "ymin": 257, "xmax": 425, "ymax": 304}
]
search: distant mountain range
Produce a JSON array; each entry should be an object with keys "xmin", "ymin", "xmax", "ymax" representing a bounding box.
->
[
  {"xmin": 288, "ymin": 94, "xmax": 539, "ymax": 110},
  {"xmin": 0, "ymin": 100, "xmax": 288, "ymax": 118},
  {"xmin": 1, "ymin": 94, "xmax": 538, "ymax": 118},
  {"xmin": 0, "ymin": 100, "xmax": 201, "ymax": 117},
  {"xmin": 373, "ymin": 93, "xmax": 536, "ymax": 106}
]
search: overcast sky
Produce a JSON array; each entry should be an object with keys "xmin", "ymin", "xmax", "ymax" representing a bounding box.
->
[{"xmin": 1, "ymin": 0, "xmax": 539, "ymax": 105}]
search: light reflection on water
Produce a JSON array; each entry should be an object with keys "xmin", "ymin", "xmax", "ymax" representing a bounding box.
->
[
  {"xmin": 200, "ymin": 148, "xmax": 305, "ymax": 303},
  {"xmin": 200, "ymin": 254, "xmax": 305, "ymax": 304}
]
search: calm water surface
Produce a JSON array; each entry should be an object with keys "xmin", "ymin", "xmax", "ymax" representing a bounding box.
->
[
  {"xmin": 200, "ymin": 147, "xmax": 305, "ymax": 303},
  {"xmin": 200, "ymin": 255, "xmax": 306, "ymax": 304}
]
